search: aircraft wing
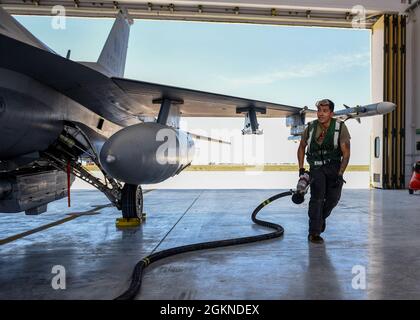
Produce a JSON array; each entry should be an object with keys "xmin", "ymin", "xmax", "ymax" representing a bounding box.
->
[
  {"xmin": 1, "ymin": 30, "xmax": 315, "ymax": 128},
  {"xmin": 113, "ymin": 78, "xmax": 317, "ymax": 118}
]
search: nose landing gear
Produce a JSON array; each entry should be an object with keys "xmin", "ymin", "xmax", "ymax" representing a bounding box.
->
[{"xmin": 116, "ymin": 184, "xmax": 146, "ymax": 227}]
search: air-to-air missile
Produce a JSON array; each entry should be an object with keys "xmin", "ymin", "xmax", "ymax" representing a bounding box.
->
[
  {"xmin": 333, "ymin": 101, "xmax": 396, "ymax": 122},
  {"xmin": 287, "ymin": 101, "xmax": 396, "ymax": 140}
]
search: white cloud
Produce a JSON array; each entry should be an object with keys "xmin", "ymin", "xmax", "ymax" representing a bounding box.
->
[{"xmin": 218, "ymin": 52, "xmax": 370, "ymax": 86}]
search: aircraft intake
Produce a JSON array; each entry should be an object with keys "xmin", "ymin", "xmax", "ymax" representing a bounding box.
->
[{"xmin": 99, "ymin": 123, "xmax": 195, "ymax": 184}]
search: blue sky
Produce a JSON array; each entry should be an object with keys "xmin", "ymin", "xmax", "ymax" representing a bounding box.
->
[
  {"xmin": 15, "ymin": 16, "xmax": 371, "ymax": 107},
  {"xmin": 15, "ymin": 16, "xmax": 373, "ymax": 164}
]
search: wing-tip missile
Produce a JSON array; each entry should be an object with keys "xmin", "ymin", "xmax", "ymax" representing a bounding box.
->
[
  {"xmin": 377, "ymin": 101, "xmax": 396, "ymax": 115},
  {"xmin": 334, "ymin": 101, "xmax": 396, "ymax": 121},
  {"xmin": 287, "ymin": 101, "xmax": 396, "ymax": 139}
]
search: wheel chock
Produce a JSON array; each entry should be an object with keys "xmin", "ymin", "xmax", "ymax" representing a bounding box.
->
[
  {"xmin": 116, "ymin": 217, "xmax": 141, "ymax": 228},
  {"xmin": 116, "ymin": 213, "xmax": 147, "ymax": 228}
]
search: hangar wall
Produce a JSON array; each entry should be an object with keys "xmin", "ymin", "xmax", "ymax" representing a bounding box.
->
[
  {"xmin": 370, "ymin": 16, "xmax": 384, "ymax": 188},
  {"xmin": 371, "ymin": 4, "xmax": 420, "ymax": 189},
  {"xmin": 404, "ymin": 5, "xmax": 420, "ymax": 187},
  {"xmin": 406, "ymin": 5, "xmax": 420, "ymax": 181}
]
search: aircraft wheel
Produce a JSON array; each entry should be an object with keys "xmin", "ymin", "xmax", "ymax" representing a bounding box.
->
[
  {"xmin": 121, "ymin": 184, "xmax": 143, "ymax": 219},
  {"xmin": 409, "ymin": 189, "xmax": 414, "ymax": 195}
]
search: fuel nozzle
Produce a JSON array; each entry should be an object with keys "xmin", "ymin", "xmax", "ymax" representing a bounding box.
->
[{"xmin": 292, "ymin": 171, "xmax": 310, "ymax": 204}]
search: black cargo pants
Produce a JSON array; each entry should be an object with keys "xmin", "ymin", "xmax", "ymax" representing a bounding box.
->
[{"xmin": 308, "ymin": 162, "xmax": 343, "ymax": 235}]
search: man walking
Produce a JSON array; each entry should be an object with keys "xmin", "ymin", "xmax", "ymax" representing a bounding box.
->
[{"xmin": 297, "ymin": 99, "xmax": 351, "ymax": 244}]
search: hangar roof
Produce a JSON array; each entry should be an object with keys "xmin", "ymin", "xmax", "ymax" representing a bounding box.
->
[{"xmin": 0, "ymin": 0, "xmax": 413, "ymax": 28}]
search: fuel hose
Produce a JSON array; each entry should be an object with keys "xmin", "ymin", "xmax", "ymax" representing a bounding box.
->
[{"xmin": 115, "ymin": 190, "xmax": 293, "ymax": 300}]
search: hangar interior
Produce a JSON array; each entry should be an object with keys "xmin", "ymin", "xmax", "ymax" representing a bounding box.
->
[
  {"xmin": 3, "ymin": 0, "xmax": 419, "ymax": 189},
  {"xmin": 0, "ymin": 0, "xmax": 419, "ymax": 300}
]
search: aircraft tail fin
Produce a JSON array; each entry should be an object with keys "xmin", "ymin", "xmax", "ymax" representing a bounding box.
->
[{"xmin": 97, "ymin": 9, "xmax": 132, "ymax": 78}]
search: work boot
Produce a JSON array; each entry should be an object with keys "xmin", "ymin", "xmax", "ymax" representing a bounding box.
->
[{"xmin": 308, "ymin": 234, "xmax": 324, "ymax": 244}]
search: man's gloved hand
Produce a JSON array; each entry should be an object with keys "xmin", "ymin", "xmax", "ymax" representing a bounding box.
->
[
  {"xmin": 334, "ymin": 174, "xmax": 346, "ymax": 187},
  {"xmin": 299, "ymin": 168, "xmax": 307, "ymax": 177}
]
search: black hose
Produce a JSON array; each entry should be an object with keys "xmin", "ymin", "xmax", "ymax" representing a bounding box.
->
[{"xmin": 114, "ymin": 190, "xmax": 293, "ymax": 300}]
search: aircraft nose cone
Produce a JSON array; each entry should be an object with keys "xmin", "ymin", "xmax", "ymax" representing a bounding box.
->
[{"xmin": 377, "ymin": 102, "xmax": 396, "ymax": 114}]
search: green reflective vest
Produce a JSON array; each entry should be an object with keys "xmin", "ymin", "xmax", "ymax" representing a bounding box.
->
[{"xmin": 306, "ymin": 118, "xmax": 343, "ymax": 168}]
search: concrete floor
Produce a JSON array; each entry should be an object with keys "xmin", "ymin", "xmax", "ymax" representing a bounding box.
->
[{"xmin": 0, "ymin": 189, "xmax": 419, "ymax": 300}]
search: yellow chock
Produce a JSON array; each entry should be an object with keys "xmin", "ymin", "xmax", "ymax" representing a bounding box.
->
[
  {"xmin": 115, "ymin": 213, "xmax": 147, "ymax": 228},
  {"xmin": 116, "ymin": 217, "xmax": 141, "ymax": 228}
]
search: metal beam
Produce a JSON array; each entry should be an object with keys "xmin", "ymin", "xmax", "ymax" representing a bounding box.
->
[{"xmin": 0, "ymin": 0, "xmax": 407, "ymax": 28}]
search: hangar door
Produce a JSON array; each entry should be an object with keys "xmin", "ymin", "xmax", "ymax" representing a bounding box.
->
[{"xmin": 371, "ymin": 14, "xmax": 406, "ymax": 189}]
